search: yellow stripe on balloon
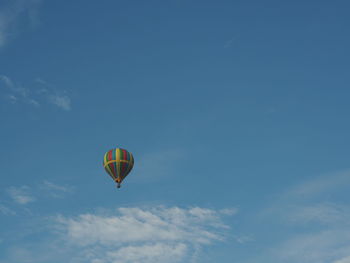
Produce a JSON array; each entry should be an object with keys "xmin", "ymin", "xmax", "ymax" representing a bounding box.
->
[
  {"xmin": 103, "ymin": 160, "xmax": 130, "ymax": 167},
  {"xmin": 116, "ymin": 148, "xmax": 121, "ymax": 179}
]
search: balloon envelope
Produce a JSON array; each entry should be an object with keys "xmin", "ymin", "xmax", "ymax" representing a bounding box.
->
[{"xmin": 103, "ymin": 148, "xmax": 134, "ymax": 184}]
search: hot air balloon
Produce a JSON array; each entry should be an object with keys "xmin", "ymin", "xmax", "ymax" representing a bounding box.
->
[{"xmin": 103, "ymin": 148, "xmax": 134, "ymax": 188}]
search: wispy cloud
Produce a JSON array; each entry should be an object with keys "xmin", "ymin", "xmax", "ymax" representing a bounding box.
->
[
  {"xmin": 54, "ymin": 206, "xmax": 233, "ymax": 263},
  {"xmin": 0, "ymin": 75, "xmax": 72, "ymax": 111},
  {"xmin": 40, "ymin": 180, "xmax": 74, "ymax": 198},
  {"xmin": 7, "ymin": 186, "xmax": 35, "ymax": 205},
  {"xmin": 0, "ymin": 0, "xmax": 42, "ymax": 48},
  {"xmin": 41, "ymin": 180, "xmax": 73, "ymax": 193},
  {"xmin": 259, "ymin": 170, "xmax": 350, "ymax": 263},
  {"xmin": 49, "ymin": 94, "xmax": 71, "ymax": 111},
  {"xmin": 235, "ymin": 235, "xmax": 254, "ymax": 244},
  {"xmin": 1, "ymin": 75, "xmax": 39, "ymax": 106},
  {"xmin": 106, "ymin": 243, "xmax": 187, "ymax": 263},
  {"xmin": 0, "ymin": 203, "xmax": 16, "ymax": 215},
  {"xmin": 334, "ymin": 256, "xmax": 350, "ymax": 263},
  {"xmin": 274, "ymin": 229, "xmax": 350, "ymax": 263},
  {"xmin": 57, "ymin": 207, "xmax": 230, "ymax": 246},
  {"xmin": 35, "ymin": 77, "xmax": 72, "ymax": 111},
  {"xmin": 286, "ymin": 170, "xmax": 350, "ymax": 199},
  {"xmin": 287, "ymin": 202, "xmax": 350, "ymax": 225},
  {"xmin": 0, "ymin": 75, "xmax": 14, "ymax": 87},
  {"xmin": 1, "ymin": 181, "xmax": 73, "ymax": 214},
  {"xmin": 0, "ymin": 206, "xmax": 235, "ymax": 263},
  {"xmin": 224, "ymin": 36, "xmax": 237, "ymax": 48}
]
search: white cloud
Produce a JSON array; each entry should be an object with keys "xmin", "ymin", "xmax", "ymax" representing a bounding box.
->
[
  {"xmin": 7, "ymin": 94, "xmax": 17, "ymax": 103},
  {"xmin": 3, "ymin": 181, "xmax": 72, "ymax": 209},
  {"xmin": 235, "ymin": 235, "xmax": 254, "ymax": 244},
  {"xmin": 39, "ymin": 180, "xmax": 74, "ymax": 198},
  {"xmin": 35, "ymin": 78, "xmax": 48, "ymax": 85},
  {"xmin": 57, "ymin": 207, "xmax": 228, "ymax": 246},
  {"xmin": 0, "ymin": 75, "xmax": 27, "ymax": 96},
  {"xmin": 107, "ymin": 243, "xmax": 187, "ymax": 263},
  {"xmin": 287, "ymin": 202, "xmax": 349, "ymax": 225},
  {"xmin": 334, "ymin": 256, "xmax": 350, "ymax": 263},
  {"xmin": 49, "ymin": 94, "xmax": 71, "ymax": 111},
  {"xmin": 0, "ymin": 203, "xmax": 16, "ymax": 215},
  {"xmin": 41, "ymin": 180, "xmax": 73, "ymax": 192},
  {"xmin": 219, "ymin": 208, "xmax": 238, "ymax": 215},
  {"xmin": 0, "ymin": 75, "xmax": 14, "ymax": 87},
  {"xmin": 1, "ymin": 75, "xmax": 31, "ymax": 104},
  {"xmin": 52, "ymin": 206, "xmax": 233, "ymax": 263},
  {"xmin": 7, "ymin": 186, "xmax": 35, "ymax": 205},
  {"xmin": 0, "ymin": 0, "xmax": 42, "ymax": 48},
  {"xmin": 1, "ymin": 75, "xmax": 72, "ymax": 110},
  {"xmin": 286, "ymin": 170, "xmax": 350, "ymax": 199},
  {"xmin": 224, "ymin": 37, "xmax": 236, "ymax": 48},
  {"xmin": 28, "ymin": 98, "xmax": 40, "ymax": 106},
  {"xmin": 0, "ymin": 206, "xmax": 235, "ymax": 263},
  {"xmin": 274, "ymin": 229, "xmax": 350, "ymax": 263},
  {"xmin": 260, "ymin": 170, "xmax": 350, "ymax": 263},
  {"xmin": 36, "ymin": 77, "xmax": 72, "ymax": 111}
]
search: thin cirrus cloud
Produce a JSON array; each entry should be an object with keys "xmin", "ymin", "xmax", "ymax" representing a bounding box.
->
[
  {"xmin": 106, "ymin": 243, "xmax": 187, "ymax": 263},
  {"xmin": 286, "ymin": 170, "xmax": 350, "ymax": 199},
  {"xmin": 51, "ymin": 206, "xmax": 235, "ymax": 263},
  {"xmin": 0, "ymin": 75, "xmax": 72, "ymax": 111},
  {"xmin": 0, "ymin": 206, "xmax": 235, "ymax": 263},
  {"xmin": 334, "ymin": 256, "xmax": 350, "ymax": 263},
  {"xmin": 41, "ymin": 180, "xmax": 73, "ymax": 193},
  {"xmin": 257, "ymin": 170, "xmax": 350, "ymax": 263},
  {"xmin": 286, "ymin": 202, "xmax": 350, "ymax": 225},
  {"xmin": 274, "ymin": 229, "xmax": 350, "ymax": 263},
  {"xmin": 224, "ymin": 37, "xmax": 236, "ymax": 49},
  {"xmin": 0, "ymin": 0, "xmax": 42, "ymax": 48},
  {"xmin": 6, "ymin": 186, "xmax": 35, "ymax": 205},
  {"xmin": 40, "ymin": 180, "xmax": 74, "ymax": 198},
  {"xmin": 4, "ymin": 181, "xmax": 74, "ymax": 207},
  {"xmin": 0, "ymin": 203, "xmax": 16, "ymax": 215},
  {"xmin": 48, "ymin": 94, "xmax": 71, "ymax": 111}
]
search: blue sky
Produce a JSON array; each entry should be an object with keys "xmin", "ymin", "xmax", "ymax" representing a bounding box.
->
[{"xmin": 1, "ymin": 0, "xmax": 350, "ymax": 262}]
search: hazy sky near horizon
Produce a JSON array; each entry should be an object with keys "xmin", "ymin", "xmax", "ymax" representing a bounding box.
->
[{"xmin": 1, "ymin": 1, "xmax": 350, "ymax": 262}]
